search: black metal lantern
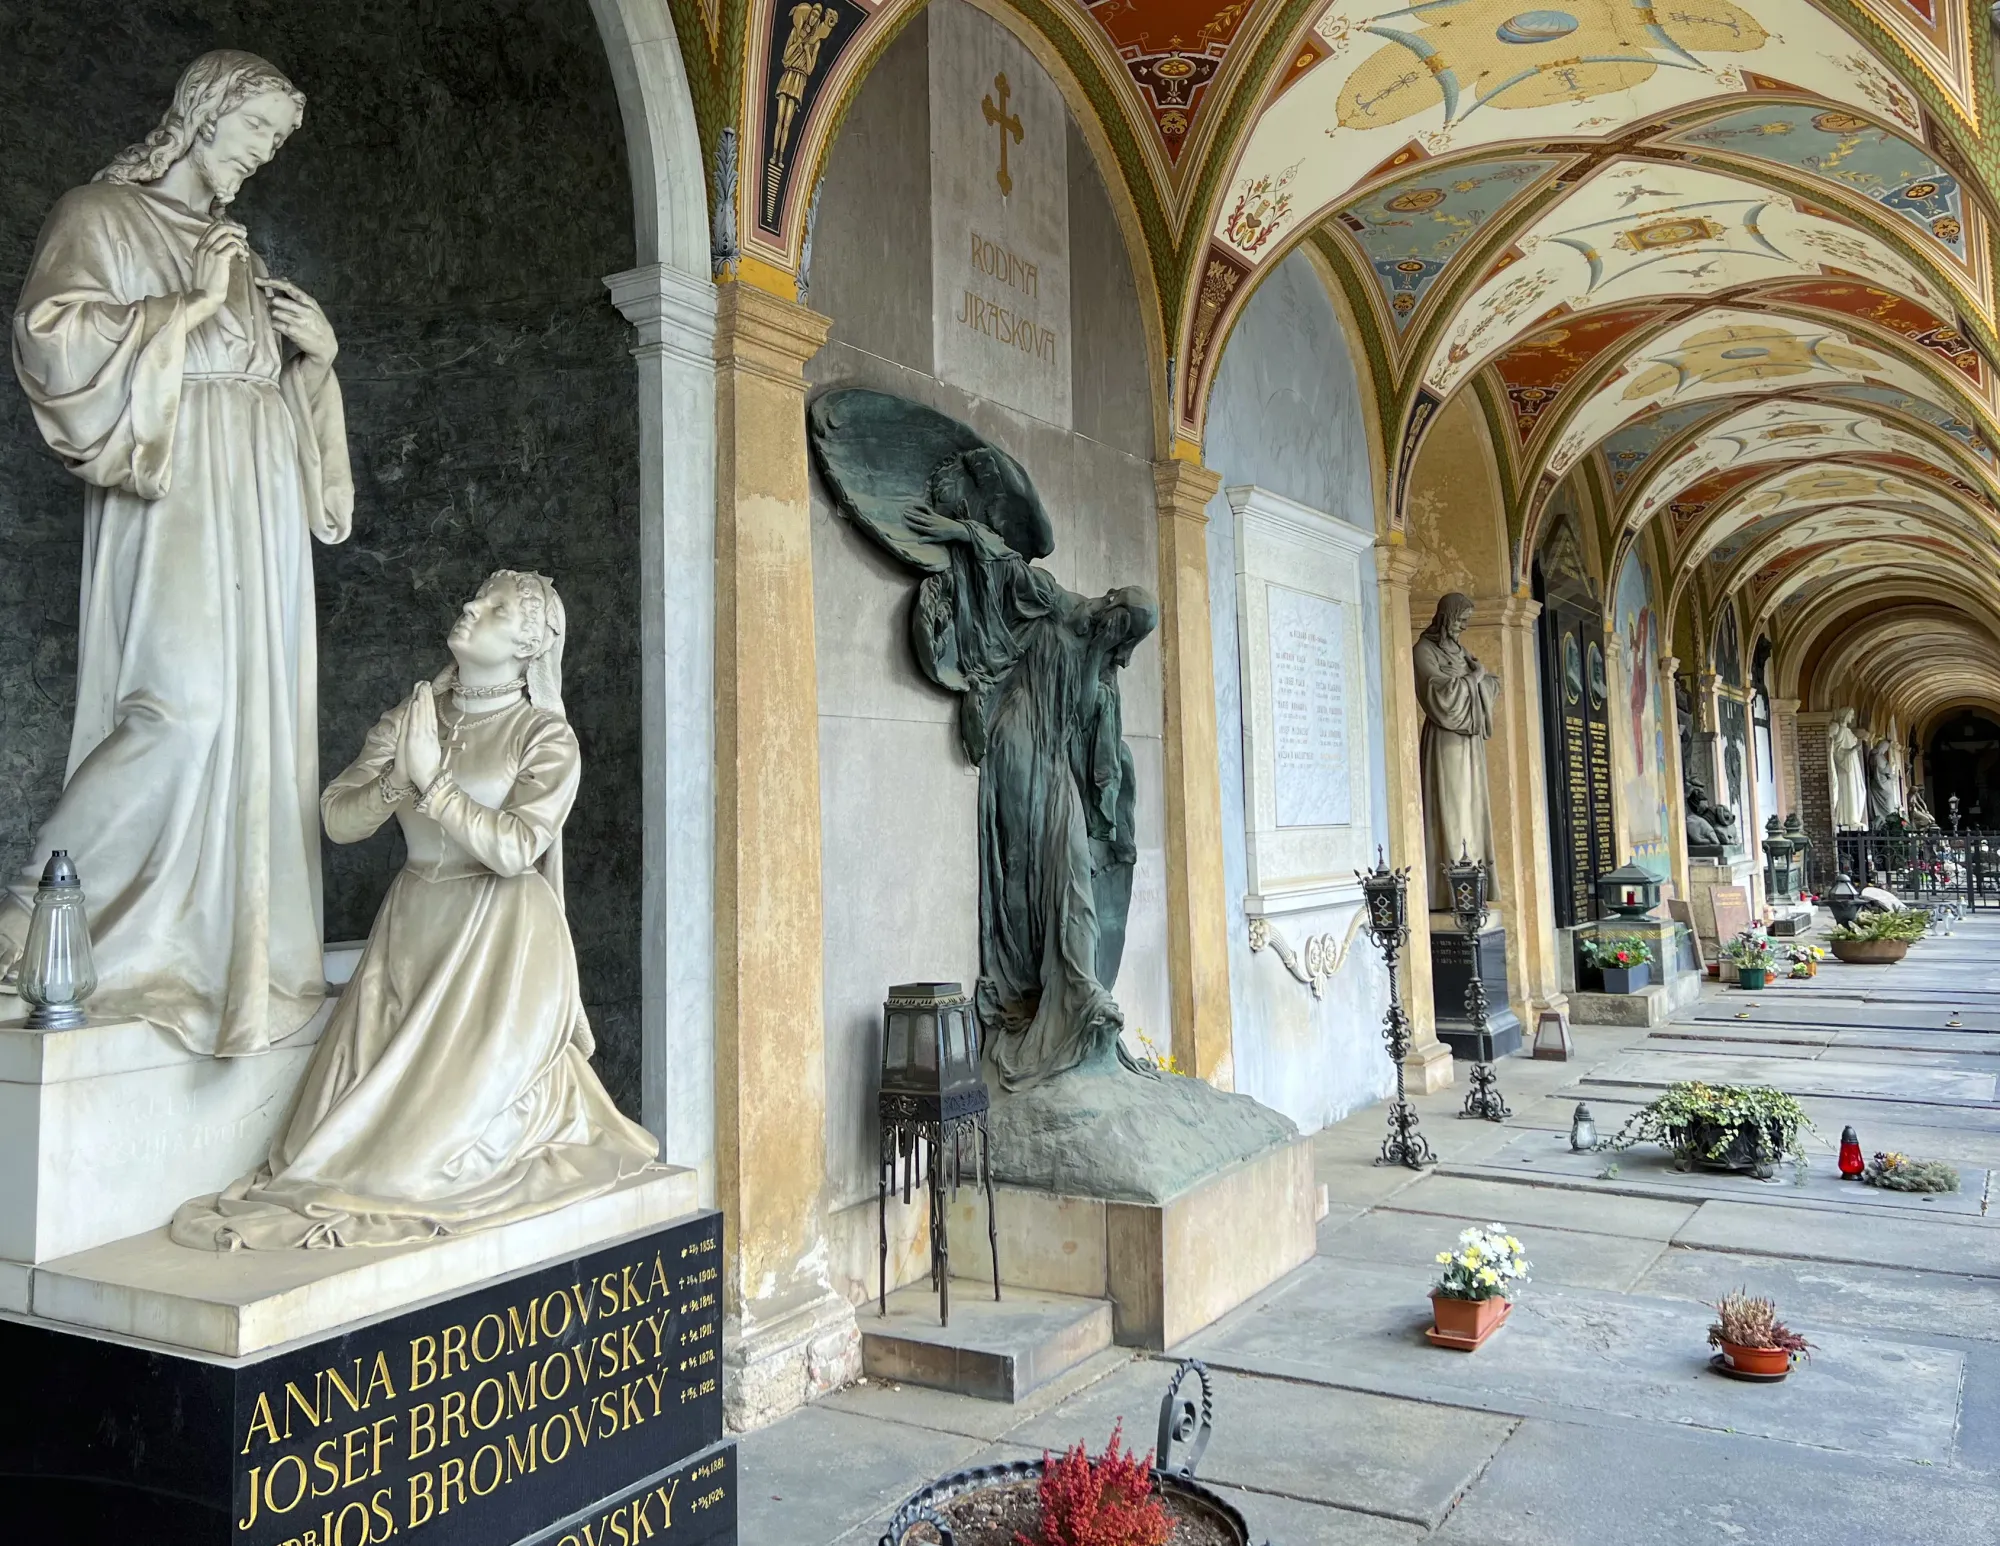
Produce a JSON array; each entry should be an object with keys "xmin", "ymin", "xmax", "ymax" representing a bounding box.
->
[
  {"xmin": 1597, "ymin": 860, "xmax": 1661, "ymax": 920},
  {"xmin": 1359, "ymin": 846, "xmax": 1408, "ymax": 947},
  {"xmin": 880, "ymin": 982, "xmax": 983, "ymax": 1112},
  {"xmin": 1826, "ymin": 873, "xmax": 1863, "ymax": 928},
  {"xmin": 1354, "ymin": 851, "xmax": 1433, "ymax": 1171},
  {"xmin": 1447, "ymin": 847, "xmax": 1487, "ymax": 936},
  {"xmin": 877, "ymin": 982, "xmax": 997, "ymax": 1326}
]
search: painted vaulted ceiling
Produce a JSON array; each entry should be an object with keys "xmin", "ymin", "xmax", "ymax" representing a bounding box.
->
[{"xmin": 671, "ymin": 0, "xmax": 2000, "ymax": 726}]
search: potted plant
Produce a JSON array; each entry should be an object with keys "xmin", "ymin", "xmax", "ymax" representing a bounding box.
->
[
  {"xmin": 1581, "ymin": 933, "xmax": 1654, "ymax": 993},
  {"xmin": 879, "ymin": 1363, "xmax": 1254, "ymax": 1546},
  {"xmin": 1723, "ymin": 927, "xmax": 1777, "ymax": 988},
  {"xmin": 1708, "ymin": 1288, "xmax": 1811, "ymax": 1379},
  {"xmin": 1787, "ymin": 943, "xmax": 1824, "ymax": 979},
  {"xmin": 1827, "ymin": 908, "xmax": 1929, "ymax": 964},
  {"xmin": 1606, "ymin": 1081, "xmax": 1814, "ymax": 1179},
  {"xmin": 1427, "ymin": 1224, "xmax": 1530, "ymax": 1351}
]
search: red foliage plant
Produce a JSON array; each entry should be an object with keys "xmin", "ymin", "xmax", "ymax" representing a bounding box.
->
[{"xmin": 1016, "ymin": 1421, "xmax": 1169, "ymax": 1546}]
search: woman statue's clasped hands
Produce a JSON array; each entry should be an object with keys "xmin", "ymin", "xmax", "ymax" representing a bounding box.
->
[{"xmin": 173, "ymin": 571, "xmax": 657, "ymax": 1250}]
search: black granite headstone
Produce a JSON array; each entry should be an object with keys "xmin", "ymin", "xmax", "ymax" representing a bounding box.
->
[{"xmin": 0, "ymin": 1211, "xmax": 734, "ymax": 1546}]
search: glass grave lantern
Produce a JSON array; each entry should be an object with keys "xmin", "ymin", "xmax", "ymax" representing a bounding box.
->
[
  {"xmin": 17, "ymin": 850, "xmax": 95, "ymax": 1031},
  {"xmin": 1598, "ymin": 860, "xmax": 1661, "ymax": 920},
  {"xmin": 879, "ymin": 982, "xmax": 984, "ymax": 1117}
]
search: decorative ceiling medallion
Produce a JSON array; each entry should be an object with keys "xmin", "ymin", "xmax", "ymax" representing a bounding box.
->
[{"xmin": 1614, "ymin": 214, "xmax": 1727, "ymax": 252}]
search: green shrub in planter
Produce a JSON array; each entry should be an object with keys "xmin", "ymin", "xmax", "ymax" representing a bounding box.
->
[
  {"xmin": 1606, "ymin": 1081, "xmax": 1814, "ymax": 1179},
  {"xmin": 1828, "ymin": 909, "xmax": 1929, "ymax": 944}
]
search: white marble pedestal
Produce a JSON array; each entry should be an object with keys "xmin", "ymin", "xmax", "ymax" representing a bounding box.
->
[{"xmin": 0, "ymin": 945, "xmax": 362, "ymax": 1280}]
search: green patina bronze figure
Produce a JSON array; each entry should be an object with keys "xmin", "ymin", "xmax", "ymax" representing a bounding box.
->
[
  {"xmin": 810, "ymin": 388, "xmax": 1296, "ymax": 1205},
  {"xmin": 810, "ymin": 386, "xmax": 1155, "ymax": 1091}
]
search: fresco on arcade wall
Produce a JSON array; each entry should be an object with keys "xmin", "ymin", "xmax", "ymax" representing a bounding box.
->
[
  {"xmin": 1613, "ymin": 546, "xmax": 1672, "ymax": 873},
  {"xmin": 1216, "ymin": 0, "xmax": 1917, "ymax": 266},
  {"xmin": 1600, "ymin": 401, "xmax": 1734, "ymax": 497},
  {"xmin": 1423, "ymin": 163, "xmax": 1945, "ymax": 396},
  {"xmin": 1816, "ymin": 383, "xmax": 1997, "ymax": 468}
]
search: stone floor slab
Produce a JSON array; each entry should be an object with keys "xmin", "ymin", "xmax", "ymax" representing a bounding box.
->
[
  {"xmin": 1179, "ymin": 1261, "xmax": 1963, "ymax": 1463},
  {"xmin": 1002, "ymin": 1357, "xmax": 1517, "ymax": 1528},
  {"xmin": 820, "ymin": 1347, "xmax": 1136, "ymax": 1441},
  {"xmin": 1328, "ymin": 1209, "xmax": 1667, "ymax": 1291},
  {"xmin": 1677, "ymin": 1198, "xmax": 2000, "ymax": 1275},
  {"xmin": 1637, "ymin": 1243, "xmax": 2000, "ymax": 1344},
  {"xmin": 737, "ymin": 1404, "xmax": 989, "ymax": 1546},
  {"xmin": 1432, "ymin": 1416, "xmax": 2000, "ymax": 1546},
  {"xmin": 1367, "ymin": 1172, "xmax": 1699, "ymax": 1240},
  {"xmin": 1579, "ymin": 1050, "xmax": 1997, "ymax": 1102},
  {"xmin": 1458, "ymin": 1127, "xmax": 1992, "ymax": 1218},
  {"xmin": 859, "ymin": 1283, "xmax": 1112, "ymax": 1402}
]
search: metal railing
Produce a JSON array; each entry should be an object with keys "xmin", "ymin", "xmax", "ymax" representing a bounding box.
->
[{"xmin": 1831, "ymin": 829, "xmax": 2000, "ymax": 911}]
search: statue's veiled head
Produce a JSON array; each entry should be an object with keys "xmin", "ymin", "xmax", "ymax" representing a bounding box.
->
[
  {"xmin": 1080, "ymin": 585, "xmax": 1159, "ymax": 667},
  {"xmin": 96, "ymin": 51, "xmax": 306, "ymax": 207},
  {"xmin": 927, "ymin": 445, "xmax": 1055, "ymax": 561}
]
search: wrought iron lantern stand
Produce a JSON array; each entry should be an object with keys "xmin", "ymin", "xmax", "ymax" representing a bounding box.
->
[
  {"xmin": 1358, "ymin": 851, "xmax": 1435, "ymax": 1170},
  {"xmin": 1449, "ymin": 849, "xmax": 1511, "ymax": 1123},
  {"xmin": 876, "ymin": 983, "xmax": 1000, "ymax": 1327}
]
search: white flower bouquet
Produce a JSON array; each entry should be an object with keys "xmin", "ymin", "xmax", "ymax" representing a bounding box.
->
[{"xmin": 1432, "ymin": 1224, "xmax": 1531, "ymax": 1303}]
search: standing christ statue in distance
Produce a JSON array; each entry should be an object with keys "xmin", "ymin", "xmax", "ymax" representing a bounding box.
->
[{"xmin": 2, "ymin": 51, "xmax": 352, "ymax": 1056}]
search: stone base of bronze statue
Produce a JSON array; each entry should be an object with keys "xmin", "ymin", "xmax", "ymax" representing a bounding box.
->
[
  {"xmin": 1430, "ymin": 923, "xmax": 1523, "ymax": 1062},
  {"xmin": 0, "ymin": 1203, "xmax": 734, "ymax": 1546}
]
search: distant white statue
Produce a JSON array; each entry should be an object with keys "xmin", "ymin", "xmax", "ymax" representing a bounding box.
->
[
  {"xmin": 1, "ymin": 52, "xmax": 351, "ymax": 1056},
  {"xmin": 172, "ymin": 573, "xmax": 658, "ymax": 1249},
  {"xmin": 1866, "ymin": 735, "xmax": 1900, "ymax": 827},
  {"xmin": 1414, "ymin": 593, "xmax": 1499, "ymax": 912},
  {"xmin": 1828, "ymin": 709, "xmax": 1868, "ymax": 831}
]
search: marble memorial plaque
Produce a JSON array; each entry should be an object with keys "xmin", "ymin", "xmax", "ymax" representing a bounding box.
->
[
  {"xmin": 1710, "ymin": 885, "xmax": 1754, "ymax": 944},
  {"xmin": 1267, "ymin": 585, "xmax": 1351, "ymax": 829},
  {"xmin": 929, "ymin": 0, "xmax": 1071, "ymax": 427}
]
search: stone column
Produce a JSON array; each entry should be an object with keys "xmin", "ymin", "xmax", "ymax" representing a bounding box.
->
[
  {"xmin": 711, "ymin": 282, "xmax": 857, "ymax": 1429},
  {"xmin": 1462, "ymin": 595, "xmax": 1566, "ymax": 1026},
  {"xmin": 606, "ymin": 263, "xmax": 719, "ymax": 1198},
  {"xmin": 1771, "ymin": 697, "xmax": 1801, "ymax": 820},
  {"xmin": 1153, "ymin": 460, "xmax": 1235, "ymax": 1088},
  {"xmin": 1376, "ymin": 542, "xmax": 1454, "ymax": 1093},
  {"xmin": 1659, "ymin": 654, "xmax": 1692, "ymax": 903},
  {"xmin": 1795, "ymin": 711, "xmax": 1835, "ymax": 887}
]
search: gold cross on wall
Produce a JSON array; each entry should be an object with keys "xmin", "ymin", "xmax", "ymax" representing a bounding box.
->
[{"xmin": 982, "ymin": 72, "xmax": 1023, "ymax": 197}]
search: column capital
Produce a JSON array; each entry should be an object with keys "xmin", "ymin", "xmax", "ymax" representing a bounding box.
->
[
  {"xmin": 1658, "ymin": 653, "xmax": 1680, "ymax": 676},
  {"xmin": 1486, "ymin": 593, "xmax": 1542, "ymax": 630},
  {"xmin": 606, "ymin": 263, "xmax": 719, "ymax": 370},
  {"xmin": 1375, "ymin": 538, "xmax": 1423, "ymax": 588},
  {"xmin": 714, "ymin": 282, "xmax": 832, "ymax": 379},
  {"xmin": 1772, "ymin": 696, "xmax": 1801, "ymax": 715},
  {"xmin": 1153, "ymin": 458, "xmax": 1223, "ymax": 522}
]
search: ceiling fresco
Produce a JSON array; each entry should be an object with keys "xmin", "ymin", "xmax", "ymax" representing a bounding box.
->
[
  {"xmin": 1626, "ymin": 398, "xmax": 1962, "ymax": 525},
  {"xmin": 1846, "ymin": 0, "xmax": 1982, "ymax": 129},
  {"xmin": 1213, "ymin": 0, "xmax": 1911, "ymax": 270},
  {"xmin": 1077, "ymin": 0, "xmax": 1260, "ymax": 166},
  {"xmin": 1492, "ymin": 303, "xmax": 1674, "ymax": 446},
  {"xmin": 1330, "ymin": 154, "xmax": 1561, "ymax": 332},
  {"xmin": 1813, "ymin": 381, "xmax": 1999, "ymax": 466},
  {"xmin": 1548, "ymin": 307, "xmax": 1971, "ymax": 478},
  {"xmin": 1597, "ymin": 399, "xmax": 1743, "ymax": 495},
  {"xmin": 1421, "ymin": 160, "xmax": 1946, "ymax": 395}
]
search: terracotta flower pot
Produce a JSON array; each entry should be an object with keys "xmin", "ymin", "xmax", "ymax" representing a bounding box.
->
[
  {"xmin": 1718, "ymin": 1340, "xmax": 1792, "ymax": 1377},
  {"xmin": 1428, "ymin": 1293, "xmax": 1509, "ymax": 1351},
  {"xmin": 1830, "ymin": 939, "xmax": 1908, "ymax": 964}
]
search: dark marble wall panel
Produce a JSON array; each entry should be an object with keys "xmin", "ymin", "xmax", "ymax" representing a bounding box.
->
[{"xmin": 0, "ymin": 0, "xmax": 644, "ymax": 1112}]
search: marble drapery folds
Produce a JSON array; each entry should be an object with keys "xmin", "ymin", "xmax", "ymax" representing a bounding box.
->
[
  {"xmin": 172, "ymin": 682, "xmax": 656, "ymax": 1250},
  {"xmin": 4, "ymin": 179, "xmax": 351, "ymax": 1055},
  {"xmin": 1414, "ymin": 593, "xmax": 1499, "ymax": 912},
  {"xmin": 1829, "ymin": 708, "xmax": 1869, "ymax": 832},
  {"xmin": 808, "ymin": 388, "xmax": 1157, "ymax": 1091}
]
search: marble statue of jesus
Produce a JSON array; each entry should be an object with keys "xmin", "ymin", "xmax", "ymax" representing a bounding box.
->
[{"xmin": 1, "ymin": 52, "xmax": 351, "ymax": 1056}]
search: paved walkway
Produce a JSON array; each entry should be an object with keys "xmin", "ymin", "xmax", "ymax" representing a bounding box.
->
[{"xmin": 744, "ymin": 917, "xmax": 2000, "ymax": 1545}]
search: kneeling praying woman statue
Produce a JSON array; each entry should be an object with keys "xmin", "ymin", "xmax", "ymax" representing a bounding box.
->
[{"xmin": 173, "ymin": 571, "xmax": 657, "ymax": 1250}]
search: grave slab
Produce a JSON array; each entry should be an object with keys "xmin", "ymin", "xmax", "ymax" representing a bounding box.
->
[{"xmin": 1676, "ymin": 1199, "xmax": 2000, "ymax": 1276}]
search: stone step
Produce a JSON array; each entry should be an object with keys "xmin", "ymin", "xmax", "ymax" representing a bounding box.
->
[{"xmin": 859, "ymin": 1283, "xmax": 1112, "ymax": 1403}]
